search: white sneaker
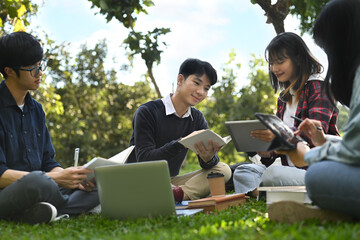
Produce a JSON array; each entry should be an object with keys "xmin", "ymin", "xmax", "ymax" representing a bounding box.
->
[
  {"xmin": 54, "ymin": 213, "xmax": 70, "ymax": 221},
  {"xmin": 88, "ymin": 204, "xmax": 102, "ymax": 214},
  {"xmin": 21, "ymin": 202, "xmax": 57, "ymax": 224}
]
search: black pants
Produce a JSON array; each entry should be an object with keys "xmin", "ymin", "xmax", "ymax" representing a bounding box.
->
[{"xmin": 0, "ymin": 171, "xmax": 99, "ymax": 220}]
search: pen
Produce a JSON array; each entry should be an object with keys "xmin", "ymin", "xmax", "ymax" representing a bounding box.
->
[
  {"xmin": 291, "ymin": 116, "xmax": 323, "ymax": 131},
  {"xmin": 74, "ymin": 148, "xmax": 80, "ymax": 167}
]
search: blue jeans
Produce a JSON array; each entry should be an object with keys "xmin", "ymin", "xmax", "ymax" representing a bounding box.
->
[
  {"xmin": 306, "ymin": 160, "xmax": 360, "ymax": 218},
  {"xmin": 233, "ymin": 163, "xmax": 266, "ymax": 194},
  {"xmin": 233, "ymin": 163, "xmax": 305, "ymax": 194},
  {"xmin": 261, "ymin": 165, "xmax": 306, "ymax": 186},
  {"xmin": 0, "ymin": 171, "xmax": 99, "ymax": 220}
]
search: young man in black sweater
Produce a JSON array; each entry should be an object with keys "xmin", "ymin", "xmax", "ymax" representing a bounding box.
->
[{"xmin": 128, "ymin": 58, "xmax": 231, "ymax": 202}]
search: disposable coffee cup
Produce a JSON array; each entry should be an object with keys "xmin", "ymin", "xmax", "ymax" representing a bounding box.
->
[{"xmin": 207, "ymin": 172, "xmax": 225, "ymax": 196}]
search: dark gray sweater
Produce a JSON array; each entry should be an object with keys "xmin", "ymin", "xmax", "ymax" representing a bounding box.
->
[{"xmin": 128, "ymin": 99, "xmax": 219, "ymax": 176}]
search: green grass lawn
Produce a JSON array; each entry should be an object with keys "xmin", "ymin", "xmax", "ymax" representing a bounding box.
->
[
  {"xmin": 1, "ymin": 199, "xmax": 359, "ymax": 240},
  {"xmin": 1, "ymin": 164, "xmax": 360, "ymax": 240}
]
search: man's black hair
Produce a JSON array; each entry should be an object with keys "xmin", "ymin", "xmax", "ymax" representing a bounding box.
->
[
  {"xmin": 178, "ymin": 58, "xmax": 217, "ymax": 85},
  {"xmin": 0, "ymin": 31, "xmax": 43, "ymax": 78}
]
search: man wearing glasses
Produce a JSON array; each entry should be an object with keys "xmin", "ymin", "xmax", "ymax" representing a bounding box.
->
[{"xmin": 0, "ymin": 32, "xmax": 99, "ymax": 224}]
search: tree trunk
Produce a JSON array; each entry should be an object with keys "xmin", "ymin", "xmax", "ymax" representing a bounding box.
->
[
  {"xmin": 147, "ymin": 66, "xmax": 162, "ymax": 99},
  {"xmin": 253, "ymin": 0, "xmax": 290, "ymax": 35}
]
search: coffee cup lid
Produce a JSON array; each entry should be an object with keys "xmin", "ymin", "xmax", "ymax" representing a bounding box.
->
[{"xmin": 207, "ymin": 172, "xmax": 224, "ymax": 178}]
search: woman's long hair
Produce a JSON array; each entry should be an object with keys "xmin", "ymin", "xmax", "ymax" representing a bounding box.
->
[
  {"xmin": 265, "ymin": 32, "xmax": 323, "ymax": 104},
  {"xmin": 314, "ymin": 0, "xmax": 360, "ymax": 107}
]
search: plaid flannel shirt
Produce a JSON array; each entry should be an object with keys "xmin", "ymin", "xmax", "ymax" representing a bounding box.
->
[{"xmin": 261, "ymin": 80, "xmax": 339, "ymax": 168}]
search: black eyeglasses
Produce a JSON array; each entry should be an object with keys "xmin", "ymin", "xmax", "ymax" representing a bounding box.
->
[{"xmin": 14, "ymin": 59, "xmax": 48, "ymax": 77}]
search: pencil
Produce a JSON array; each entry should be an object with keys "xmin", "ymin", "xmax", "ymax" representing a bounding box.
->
[
  {"xmin": 291, "ymin": 116, "xmax": 323, "ymax": 131},
  {"xmin": 74, "ymin": 148, "xmax": 80, "ymax": 167}
]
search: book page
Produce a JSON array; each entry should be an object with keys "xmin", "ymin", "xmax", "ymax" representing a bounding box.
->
[
  {"xmin": 83, "ymin": 157, "xmax": 120, "ymax": 180},
  {"xmin": 258, "ymin": 186, "xmax": 311, "ymax": 205},
  {"xmin": 222, "ymin": 135, "xmax": 232, "ymax": 144},
  {"xmin": 108, "ymin": 145, "xmax": 135, "ymax": 163},
  {"xmin": 83, "ymin": 146, "xmax": 135, "ymax": 180},
  {"xmin": 179, "ymin": 129, "xmax": 231, "ymax": 154},
  {"xmin": 181, "ymin": 129, "xmax": 206, "ymax": 140},
  {"xmin": 266, "ymin": 191, "xmax": 311, "ymax": 205}
]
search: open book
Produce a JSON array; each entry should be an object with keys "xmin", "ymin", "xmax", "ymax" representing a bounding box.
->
[
  {"xmin": 179, "ymin": 129, "xmax": 232, "ymax": 154},
  {"xmin": 255, "ymin": 113, "xmax": 304, "ymax": 151},
  {"xmin": 83, "ymin": 145, "xmax": 135, "ymax": 180}
]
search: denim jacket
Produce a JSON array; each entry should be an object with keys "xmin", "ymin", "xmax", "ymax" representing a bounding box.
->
[
  {"xmin": 0, "ymin": 80, "xmax": 60, "ymax": 177},
  {"xmin": 305, "ymin": 66, "xmax": 360, "ymax": 165}
]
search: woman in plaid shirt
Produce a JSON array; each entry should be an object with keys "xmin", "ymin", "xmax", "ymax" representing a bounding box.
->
[{"xmin": 233, "ymin": 32, "xmax": 339, "ymax": 196}]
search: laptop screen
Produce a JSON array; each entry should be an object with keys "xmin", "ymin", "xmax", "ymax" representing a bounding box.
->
[{"xmin": 95, "ymin": 160, "xmax": 176, "ymax": 220}]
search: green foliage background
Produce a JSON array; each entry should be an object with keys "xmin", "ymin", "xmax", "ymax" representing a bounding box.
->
[
  {"xmin": 33, "ymin": 42, "xmax": 348, "ymax": 168},
  {"xmin": 0, "ymin": 0, "xmax": 349, "ymax": 168},
  {"xmin": 30, "ymin": 41, "xmax": 279, "ymax": 167},
  {"xmin": 32, "ymin": 40, "xmax": 157, "ymax": 167}
]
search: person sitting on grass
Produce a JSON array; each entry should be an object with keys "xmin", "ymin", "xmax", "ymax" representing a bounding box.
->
[
  {"xmin": 233, "ymin": 32, "xmax": 339, "ymax": 198},
  {"xmin": 0, "ymin": 31, "xmax": 99, "ymax": 225},
  {"xmin": 127, "ymin": 58, "xmax": 231, "ymax": 203},
  {"xmin": 268, "ymin": 0, "xmax": 360, "ymax": 223}
]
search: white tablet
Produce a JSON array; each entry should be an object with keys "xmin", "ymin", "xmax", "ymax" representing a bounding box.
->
[{"xmin": 225, "ymin": 120, "xmax": 271, "ymax": 152}]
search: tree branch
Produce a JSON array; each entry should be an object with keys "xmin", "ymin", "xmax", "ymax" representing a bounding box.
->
[{"xmin": 252, "ymin": 0, "xmax": 290, "ymax": 34}]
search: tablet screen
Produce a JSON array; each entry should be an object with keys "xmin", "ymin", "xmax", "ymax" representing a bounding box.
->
[{"xmin": 255, "ymin": 113, "xmax": 302, "ymax": 149}]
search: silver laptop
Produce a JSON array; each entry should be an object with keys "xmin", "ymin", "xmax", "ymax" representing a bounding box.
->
[
  {"xmin": 225, "ymin": 120, "xmax": 271, "ymax": 152},
  {"xmin": 95, "ymin": 160, "xmax": 177, "ymax": 220}
]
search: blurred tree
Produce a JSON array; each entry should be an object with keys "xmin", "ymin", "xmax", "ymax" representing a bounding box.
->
[
  {"xmin": 251, "ymin": 0, "xmax": 330, "ymax": 34},
  {"xmin": 251, "ymin": 0, "xmax": 290, "ymax": 34},
  {"xmin": 123, "ymin": 28, "xmax": 170, "ymax": 98},
  {"xmin": 87, "ymin": 0, "xmax": 170, "ymax": 98},
  {"xmin": 88, "ymin": 0, "xmax": 154, "ymax": 29},
  {"xmin": 0, "ymin": 0, "xmax": 39, "ymax": 34},
  {"xmin": 234, "ymin": 54, "xmax": 277, "ymax": 118},
  {"xmin": 290, "ymin": 0, "xmax": 331, "ymax": 35},
  {"xmin": 200, "ymin": 49, "xmax": 243, "ymax": 164},
  {"xmin": 33, "ymin": 39, "xmax": 156, "ymax": 167}
]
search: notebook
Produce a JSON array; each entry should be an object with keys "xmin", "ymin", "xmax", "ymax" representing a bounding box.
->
[
  {"xmin": 258, "ymin": 186, "xmax": 311, "ymax": 205},
  {"xmin": 225, "ymin": 120, "xmax": 271, "ymax": 152},
  {"xmin": 95, "ymin": 160, "xmax": 201, "ymax": 219}
]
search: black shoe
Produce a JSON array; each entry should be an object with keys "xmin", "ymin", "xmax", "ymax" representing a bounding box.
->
[{"xmin": 20, "ymin": 202, "xmax": 57, "ymax": 224}]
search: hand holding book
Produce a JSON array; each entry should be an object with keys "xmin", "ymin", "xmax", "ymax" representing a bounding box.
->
[
  {"xmin": 82, "ymin": 146, "xmax": 135, "ymax": 180},
  {"xmin": 194, "ymin": 139, "xmax": 222, "ymax": 163},
  {"xmin": 179, "ymin": 129, "xmax": 231, "ymax": 155}
]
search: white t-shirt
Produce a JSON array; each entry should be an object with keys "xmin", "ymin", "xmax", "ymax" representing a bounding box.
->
[
  {"xmin": 282, "ymin": 74, "xmax": 324, "ymax": 166},
  {"xmin": 283, "ymin": 88, "xmax": 297, "ymax": 128},
  {"xmin": 18, "ymin": 104, "xmax": 24, "ymax": 111}
]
